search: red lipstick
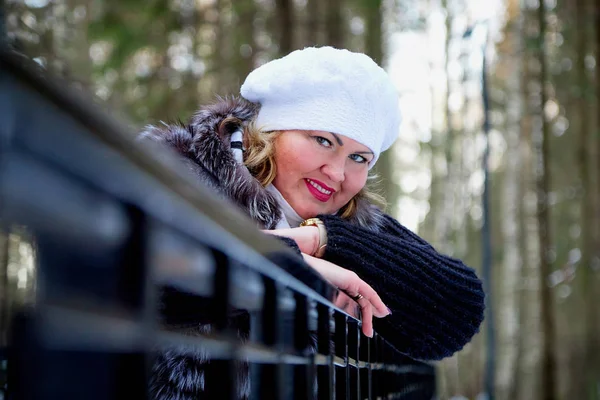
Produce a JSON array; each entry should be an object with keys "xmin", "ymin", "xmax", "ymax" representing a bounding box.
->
[{"xmin": 304, "ymin": 179, "xmax": 334, "ymax": 202}]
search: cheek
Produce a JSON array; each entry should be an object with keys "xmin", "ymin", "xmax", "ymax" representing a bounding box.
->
[
  {"xmin": 340, "ymin": 173, "xmax": 368, "ymax": 200},
  {"xmin": 274, "ymin": 146, "xmax": 314, "ymax": 178},
  {"xmin": 274, "ymin": 152, "xmax": 300, "ymax": 181}
]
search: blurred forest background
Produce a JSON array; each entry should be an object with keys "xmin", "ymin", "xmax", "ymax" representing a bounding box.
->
[{"xmin": 1, "ymin": 0, "xmax": 600, "ymax": 399}]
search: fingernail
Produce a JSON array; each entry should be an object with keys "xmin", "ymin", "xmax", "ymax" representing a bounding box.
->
[{"xmin": 386, "ymin": 307, "xmax": 393, "ymax": 315}]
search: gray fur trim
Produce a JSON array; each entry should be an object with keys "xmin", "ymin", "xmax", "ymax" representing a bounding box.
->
[
  {"xmin": 138, "ymin": 97, "xmax": 281, "ymax": 230},
  {"xmin": 149, "ymin": 323, "xmax": 251, "ymax": 400}
]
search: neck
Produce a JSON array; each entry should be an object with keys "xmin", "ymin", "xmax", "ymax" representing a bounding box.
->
[{"xmin": 266, "ymin": 184, "xmax": 304, "ymax": 228}]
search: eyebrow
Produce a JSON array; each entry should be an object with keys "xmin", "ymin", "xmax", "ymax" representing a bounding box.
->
[
  {"xmin": 329, "ymin": 132, "xmax": 374, "ymax": 155},
  {"xmin": 330, "ymin": 132, "xmax": 344, "ymax": 146}
]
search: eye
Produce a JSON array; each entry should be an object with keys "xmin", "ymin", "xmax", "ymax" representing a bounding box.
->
[
  {"xmin": 349, "ymin": 154, "xmax": 368, "ymax": 164},
  {"xmin": 314, "ymin": 136, "xmax": 333, "ymax": 148}
]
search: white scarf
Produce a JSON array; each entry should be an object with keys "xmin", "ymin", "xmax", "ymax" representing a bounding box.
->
[{"xmin": 266, "ymin": 184, "xmax": 304, "ymax": 229}]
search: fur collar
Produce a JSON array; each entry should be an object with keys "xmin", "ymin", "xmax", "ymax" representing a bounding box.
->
[{"xmin": 139, "ymin": 96, "xmax": 386, "ymax": 232}]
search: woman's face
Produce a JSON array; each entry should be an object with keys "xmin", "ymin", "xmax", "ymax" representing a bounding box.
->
[{"xmin": 272, "ymin": 130, "xmax": 373, "ymax": 219}]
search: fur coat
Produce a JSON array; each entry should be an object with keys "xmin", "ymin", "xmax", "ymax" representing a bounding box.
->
[{"xmin": 138, "ymin": 97, "xmax": 386, "ymax": 400}]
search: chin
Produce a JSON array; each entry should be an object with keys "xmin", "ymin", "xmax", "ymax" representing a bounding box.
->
[
  {"xmin": 293, "ymin": 205, "xmax": 316, "ymax": 219},
  {"xmin": 302, "ymin": 207, "xmax": 332, "ymax": 219},
  {"xmin": 295, "ymin": 197, "xmax": 336, "ymax": 218},
  {"xmin": 298, "ymin": 210, "xmax": 316, "ymax": 219}
]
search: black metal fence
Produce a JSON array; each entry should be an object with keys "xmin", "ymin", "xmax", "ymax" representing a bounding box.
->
[{"xmin": 0, "ymin": 49, "xmax": 436, "ymax": 399}]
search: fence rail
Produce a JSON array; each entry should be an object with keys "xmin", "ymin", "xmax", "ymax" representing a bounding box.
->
[{"xmin": 0, "ymin": 49, "xmax": 436, "ymax": 399}]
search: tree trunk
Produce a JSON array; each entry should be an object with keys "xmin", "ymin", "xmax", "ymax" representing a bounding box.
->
[
  {"xmin": 536, "ymin": 1, "xmax": 558, "ymax": 399},
  {"xmin": 275, "ymin": 0, "xmax": 294, "ymax": 56},
  {"xmin": 63, "ymin": 0, "xmax": 93, "ymax": 89},
  {"xmin": 437, "ymin": 0, "xmax": 454, "ymax": 256},
  {"xmin": 496, "ymin": 2, "xmax": 523, "ymax": 399},
  {"xmin": 574, "ymin": 0, "xmax": 598, "ymax": 396},
  {"xmin": 597, "ymin": 1, "xmax": 600, "ymax": 266},
  {"xmin": 438, "ymin": 2, "xmax": 461, "ymax": 396},
  {"xmin": 212, "ymin": 0, "xmax": 228, "ymax": 95},
  {"xmin": 325, "ymin": 0, "xmax": 344, "ymax": 48},
  {"xmin": 593, "ymin": 0, "xmax": 600, "ymax": 393},
  {"xmin": 362, "ymin": 0, "xmax": 399, "ymax": 215},
  {"xmin": 233, "ymin": 0, "xmax": 257, "ymax": 81},
  {"xmin": 518, "ymin": 5, "xmax": 542, "ymax": 400},
  {"xmin": 305, "ymin": 0, "xmax": 320, "ymax": 46},
  {"xmin": 363, "ymin": 0, "xmax": 383, "ymax": 64}
]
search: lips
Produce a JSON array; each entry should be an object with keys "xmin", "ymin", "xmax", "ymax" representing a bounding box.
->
[{"xmin": 304, "ymin": 179, "xmax": 335, "ymax": 202}]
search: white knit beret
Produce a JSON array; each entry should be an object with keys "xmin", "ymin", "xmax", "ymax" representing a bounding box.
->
[{"xmin": 240, "ymin": 46, "xmax": 402, "ymax": 168}]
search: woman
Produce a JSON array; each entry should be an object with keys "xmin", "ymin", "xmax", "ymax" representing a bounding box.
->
[{"xmin": 141, "ymin": 46, "xmax": 485, "ymax": 399}]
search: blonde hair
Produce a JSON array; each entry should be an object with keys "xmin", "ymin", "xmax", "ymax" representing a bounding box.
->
[{"xmin": 243, "ymin": 123, "xmax": 387, "ymax": 219}]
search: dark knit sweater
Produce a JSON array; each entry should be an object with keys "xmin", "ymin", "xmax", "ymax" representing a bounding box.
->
[{"xmin": 316, "ymin": 213, "xmax": 485, "ymax": 361}]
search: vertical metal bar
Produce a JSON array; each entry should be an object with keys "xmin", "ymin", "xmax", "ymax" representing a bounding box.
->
[
  {"xmin": 335, "ymin": 365, "xmax": 345, "ymax": 400},
  {"xmin": 294, "ymin": 293, "xmax": 309, "ymax": 353},
  {"xmin": 212, "ymin": 249, "xmax": 231, "ymax": 331},
  {"xmin": 380, "ymin": 339, "xmax": 387, "ymax": 397},
  {"xmin": 293, "ymin": 293, "xmax": 309, "ymax": 400},
  {"xmin": 257, "ymin": 277, "xmax": 280, "ymax": 400},
  {"xmin": 367, "ymin": 337, "xmax": 372, "ymax": 400},
  {"xmin": 304, "ymin": 298, "xmax": 316, "ymax": 400},
  {"xmin": 347, "ymin": 321, "xmax": 358, "ymax": 400},
  {"xmin": 262, "ymin": 278, "xmax": 277, "ymax": 346},
  {"xmin": 372, "ymin": 335, "xmax": 380, "ymax": 399},
  {"xmin": 203, "ymin": 249, "xmax": 235, "ymax": 400},
  {"xmin": 249, "ymin": 311, "xmax": 260, "ymax": 400},
  {"xmin": 316, "ymin": 302, "xmax": 332, "ymax": 399},
  {"xmin": 358, "ymin": 333, "xmax": 371, "ymax": 400},
  {"xmin": 6, "ymin": 311, "xmax": 37, "ymax": 399},
  {"xmin": 369, "ymin": 342, "xmax": 375, "ymax": 400},
  {"xmin": 354, "ymin": 324, "xmax": 360, "ymax": 400},
  {"xmin": 307, "ymin": 351, "xmax": 316, "ymax": 400},
  {"xmin": 115, "ymin": 205, "xmax": 149, "ymax": 399},
  {"xmin": 333, "ymin": 312, "xmax": 348, "ymax": 400},
  {"xmin": 345, "ymin": 320, "xmax": 349, "ymax": 400}
]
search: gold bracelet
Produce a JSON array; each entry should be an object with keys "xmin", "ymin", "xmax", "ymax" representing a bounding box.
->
[{"xmin": 300, "ymin": 218, "xmax": 327, "ymax": 258}]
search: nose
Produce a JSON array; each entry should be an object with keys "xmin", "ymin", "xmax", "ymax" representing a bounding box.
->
[{"xmin": 321, "ymin": 158, "xmax": 345, "ymax": 184}]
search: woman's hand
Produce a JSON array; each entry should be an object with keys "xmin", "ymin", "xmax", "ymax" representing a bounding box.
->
[
  {"xmin": 262, "ymin": 227, "xmax": 319, "ymax": 255},
  {"xmin": 332, "ymin": 291, "xmax": 361, "ymax": 319},
  {"xmin": 301, "ymin": 253, "xmax": 391, "ymax": 337}
]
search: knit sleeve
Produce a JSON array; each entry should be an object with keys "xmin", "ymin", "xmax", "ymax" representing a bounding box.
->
[
  {"xmin": 272, "ymin": 235, "xmax": 302, "ymax": 257},
  {"xmin": 318, "ymin": 213, "xmax": 485, "ymax": 361}
]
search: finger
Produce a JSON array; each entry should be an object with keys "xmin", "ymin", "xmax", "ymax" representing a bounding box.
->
[
  {"xmin": 347, "ymin": 279, "xmax": 389, "ymax": 318},
  {"xmin": 304, "ymin": 257, "xmax": 390, "ymax": 318},
  {"xmin": 358, "ymin": 299, "xmax": 374, "ymax": 337},
  {"xmin": 334, "ymin": 270, "xmax": 389, "ymax": 318},
  {"xmin": 348, "ymin": 303, "xmax": 361, "ymax": 320},
  {"xmin": 335, "ymin": 292, "xmax": 362, "ymax": 319},
  {"xmin": 333, "ymin": 293, "xmax": 353, "ymax": 314}
]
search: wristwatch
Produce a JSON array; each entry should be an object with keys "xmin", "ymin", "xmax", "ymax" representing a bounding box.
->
[{"xmin": 300, "ymin": 217, "xmax": 328, "ymax": 258}]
